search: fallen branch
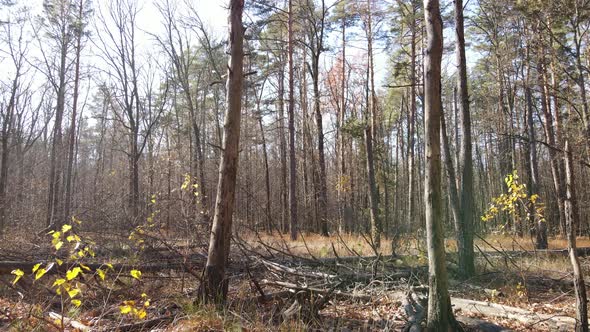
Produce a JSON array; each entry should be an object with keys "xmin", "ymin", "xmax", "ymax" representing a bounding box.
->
[
  {"xmin": 48, "ymin": 312, "xmax": 90, "ymax": 331},
  {"xmin": 261, "ymin": 279, "xmax": 373, "ymax": 302}
]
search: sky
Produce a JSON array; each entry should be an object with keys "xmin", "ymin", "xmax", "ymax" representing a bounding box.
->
[{"xmin": 1, "ymin": 0, "xmax": 473, "ymax": 103}]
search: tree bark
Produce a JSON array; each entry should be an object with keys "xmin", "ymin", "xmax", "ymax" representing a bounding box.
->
[
  {"xmin": 454, "ymin": 0, "xmax": 475, "ymax": 278},
  {"xmin": 407, "ymin": 3, "xmax": 417, "ymax": 233},
  {"xmin": 441, "ymin": 114, "xmax": 460, "ymax": 241},
  {"xmin": 564, "ymin": 141, "xmax": 589, "ymax": 332},
  {"xmin": 288, "ymin": 0, "xmax": 298, "ymax": 240},
  {"xmin": 200, "ymin": 0, "xmax": 244, "ymax": 304},
  {"xmin": 423, "ymin": 0, "xmax": 459, "ymax": 329},
  {"xmin": 365, "ymin": 0, "xmax": 381, "ymax": 250},
  {"xmin": 46, "ymin": 15, "xmax": 68, "ymax": 229},
  {"xmin": 63, "ymin": 0, "xmax": 85, "ymax": 225}
]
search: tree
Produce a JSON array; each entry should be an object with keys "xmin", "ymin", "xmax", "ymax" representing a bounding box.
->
[
  {"xmin": 95, "ymin": 0, "xmax": 165, "ymax": 224},
  {"xmin": 564, "ymin": 140, "xmax": 588, "ymax": 332},
  {"xmin": 200, "ymin": 0, "xmax": 244, "ymax": 304},
  {"xmin": 454, "ymin": 0, "xmax": 475, "ymax": 278},
  {"xmin": 63, "ymin": 0, "xmax": 91, "ymax": 226},
  {"xmin": 154, "ymin": 0, "xmax": 210, "ymax": 224},
  {"xmin": 364, "ymin": 0, "xmax": 381, "ymax": 249},
  {"xmin": 41, "ymin": 0, "xmax": 78, "ymax": 228},
  {"xmin": 287, "ymin": 0, "xmax": 297, "ymax": 240},
  {"xmin": 301, "ymin": 0, "xmax": 329, "ymax": 236},
  {"xmin": 423, "ymin": 0, "xmax": 459, "ymax": 329},
  {"xmin": 0, "ymin": 5, "xmax": 29, "ymax": 233}
]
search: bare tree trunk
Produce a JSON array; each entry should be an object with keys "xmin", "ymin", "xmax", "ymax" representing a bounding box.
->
[
  {"xmin": 258, "ymin": 116, "xmax": 271, "ymax": 233},
  {"xmin": 0, "ymin": 74, "xmax": 17, "ymax": 234},
  {"xmin": 64, "ymin": 0, "xmax": 85, "ymax": 225},
  {"xmin": 407, "ymin": 5, "xmax": 417, "ymax": 233},
  {"xmin": 423, "ymin": 0, "xmax": 459, "ymax": 329},
  {"xmin": 46, "ymin": 24, "xmax": 68, "ymax": 229},
  {"xmin": 539, "ymin": 60, "xmax": 566, "ymax": 238},
  {"xmin": 564, "ymin": 141, "xmax": 589, "ymax": 332},
  {"xmin": 454, "ymin": 0, "xmax": 475, "ymax": 278},
  {"xmin": 338, "ymin": 11, "xmax": 347, "ymax": 234},
  {"xmin": 278, "ymin": 68, "xmax": 288, "ymax": 233},
  {"xmin": 313, "ymin": 55, "xmax": 328, "ymax": 236},
  {"xmin": 441, "ymin": 114, "xmax": 460, "ymax": 238},
  {"xmin": 365, "ymin": 0, "xmax": 380, "ymax": 249},
  {"xmin": 200, "ymin": 0, "xmax": 244, "ymax": 304},
  {"xmin": 288, "ymin": 0, "xmax": 298, "ymax": 240}
]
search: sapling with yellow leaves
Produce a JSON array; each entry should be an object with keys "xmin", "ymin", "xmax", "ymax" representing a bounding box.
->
[
  {"xmin": 10, "ymin": 217, "xmax": 150, "ymax": 329},
  {"xmin": 481, "ymin": 170, "xmax": 545, "ymax": 232}
]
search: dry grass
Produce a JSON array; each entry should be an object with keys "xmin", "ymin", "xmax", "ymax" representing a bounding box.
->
[
  {"xmin": 471, "ymin": 234, "xmax": 590, "ymax": 252},
  {"xmin": 242, "ymin": 230, "xmax": 590, "ymax": 260},
  {"xmin": 244, "ymin": 231, "xmax": 399, "ymax": 257}
]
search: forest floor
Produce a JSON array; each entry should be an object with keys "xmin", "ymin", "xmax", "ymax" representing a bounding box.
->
[{"xmin": 0, "ymin": 227, "xmax": 587, "ymax": 331}]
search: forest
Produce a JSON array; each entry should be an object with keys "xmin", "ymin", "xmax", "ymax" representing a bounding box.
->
[{"xmin": 1, "ymin": 0, "xmax": 590, "ymax": 330}]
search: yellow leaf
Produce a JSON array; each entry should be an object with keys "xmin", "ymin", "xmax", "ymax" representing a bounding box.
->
[
  {"xmin": 80, "ymin": 264, "xmax": 91, "ymax": 271},
  {"xmin": 62, "ymin": 224, "xmax": 72, "ymax": 233},
  {"xmin": 52, "ymin": 231, "xmax": 61, "ymax": 240},
  {"xmin": 71, "ymin": 299, "xmax": 82, "ymax": 307},
  {"xmin": 66, "ymin": 267, "xmax": 82, "ymax": 280},
  {"xmin": 54, "ymin": 241, "xmax": 64, "ymax": 251},
  {"xmin": 106, "ymin": 263, "xmax": 114, "ymax": 270},
  {"xmin": 130, "ymin": 270, "xmax": 141, "ymax": 280},
  {"xmin": 34, "ymin": 268, "xmax": 47, "ymax": 280},
  {"xmin": 96, "ymin": 268, "xmax": 105, "ymax": 280},
  {"xmin": 11, "ymin": 269, "xmax": 24, "ymax": 285},
  {"xmin": 120, "ymin": 305, "xmax": 132, "ymax": 314},
  {"xmin": 53, "ymin": 278, "xmax": 66, "ymax": 287},
  {"xmin": 32, "ymin": 263, "xmax": 41, "ymax": 273},
  {"xmin": 143, "ymin": 299, "xmax": 150, "ymax": 307},
  {"xmin": 136, "ymin": 309, "xmax": 147, "ymax": 319},
  {"xmin": 68, "ymin": 288, "xmax": 80, "ymax": 298},
  {"xmin": 56, "ymin": 258, "xmax": 63, "ymax": 266}
]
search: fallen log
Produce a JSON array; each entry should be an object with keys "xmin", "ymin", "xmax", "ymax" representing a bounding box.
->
[
  {"xmin": 48, "ymin": 312, "xmax": 90, "ymax": 331},
  {"xmin": 395, "ymin": 289, "xmax": 576, "ymax": 330},
  {"xmin": 451, "ymin": 297, "xmax": 575, "ymax": 331}
]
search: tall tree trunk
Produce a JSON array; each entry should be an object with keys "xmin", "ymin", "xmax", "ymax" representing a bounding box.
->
[
  {"xmin": 550, "ymin": 56, "xmax": 567, "ymax": 235},
  {"xmin": 288, "ymin": 0, "xmax": 298, "ymax": 240},
  {"xmin": 200, "ymin": 0, "xmax": 244, "ymax": 304},
  {"xmin": 423, "ymin": 0, "xmax": 458, "ymax": 329},
  {"xmin": 526, "ymin": 86, "xmax": 545, "ymax": 249},
  {"xmin": 0, "ymin": 73, "xmax": 17, "ymax": 234},
  {"xmin": 64, "ymin": 0, "xmax": 84, "ymax": 225},
  {"xmin": 564, "ymin": 141, "xmax": 589, "ymax": 332},
  {"xmin": 46, "ymin": 26, "xmax": 68, "ymax": 229},
  {"xmin": 573, "ymin": 3, "xmax": 590, "ymax": 152},
  {"xmin": 441, "ymin": 114, "xmax": 460, "ymax": 239},
  {"xmin": 258, "ymin": 115, "xmax": 271, "ymax": 233},
  {"xmin": 407, "ymin": 5, "xmax": 417, "ymax": 233},
  {"xmin": 278, "ymin": 68, "xmax": 288, "ymax": 233},
  {"xmin": 338, "ymin": 11, "xmax": 347, "ymax": 234},
  {"xmin": 365, "ymin": 0, "xmax": 381, "ymax": 249},
  {"xmin": 313, "ymin": 54, "xmax": 328, "ymax": 236},
  {"xmin": 454, "ymin": 0, "xmax": 475, "ymax": 278}
]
